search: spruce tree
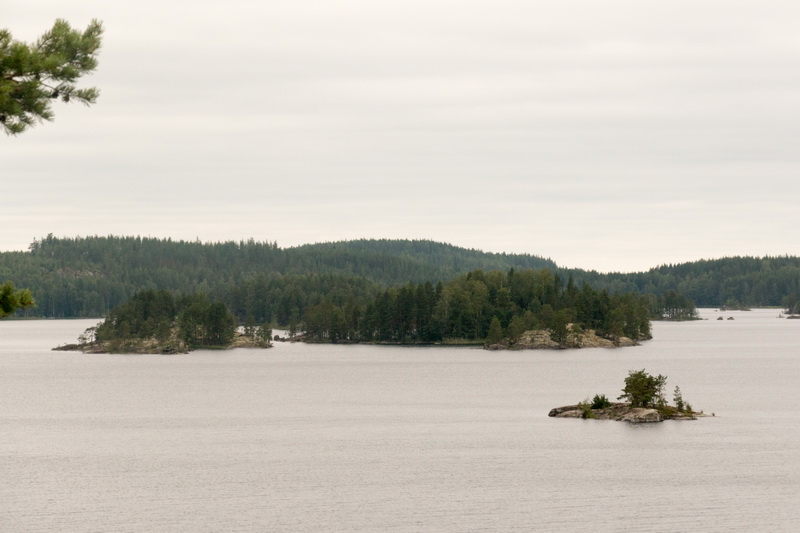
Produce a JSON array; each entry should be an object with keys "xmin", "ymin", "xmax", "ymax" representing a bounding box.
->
[{"xmin": 485, "ymin": 316, "xmax": 504, "ymax": 345}]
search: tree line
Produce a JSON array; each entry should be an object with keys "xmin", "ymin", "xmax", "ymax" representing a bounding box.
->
[
  {"xmin": 0, "ymin": 235, "xmax": 554, "ymax": 318},
  {"xmin": 572, "ymin": 256, "xmax": 800, "ymax": 308},
  {"xmin": 3, "ymin": 235, "xmax": 800, "ymax": 321},
  {"xmin": 89, "ymin": 270, "xmax": 652, "ymax": 347}
]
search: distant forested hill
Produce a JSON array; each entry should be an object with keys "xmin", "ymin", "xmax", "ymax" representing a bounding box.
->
[
  {"xmin": 567, "ymin": 256, "xmax": 800, "ymax": 308},
  {"xmin": 287, "ymin": 239, "xmax": 558, "ymax": 278},
  {"xmin": 0, "ymin": 235, "xmax": 556, "ymax": 318},
  {"xmin": 2, "ymin": 234, "xmax": 800, "ymax": 318}
]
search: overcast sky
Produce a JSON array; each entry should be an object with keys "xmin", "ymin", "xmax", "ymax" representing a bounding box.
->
[{"xmin": 3, "ymin": 1, "xmax": 799, "ymax": 272}]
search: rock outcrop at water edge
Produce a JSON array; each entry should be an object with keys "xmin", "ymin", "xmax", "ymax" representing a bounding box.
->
[
  {"xmin": 486, "ymin": 327, "xmax": 638, "ymax": 350},
  {"xmin": 548, "ymin": 403, "xmax": 698, "ymax": 423}
]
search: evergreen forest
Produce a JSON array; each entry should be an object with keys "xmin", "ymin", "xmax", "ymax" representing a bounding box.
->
[
  {"xmin": 300, "ymin": 269, "xmax": 652, "ymax": 345},
  {"xmin": 2, "ymin": 235, "xmax": 800, "ymax": 328}
]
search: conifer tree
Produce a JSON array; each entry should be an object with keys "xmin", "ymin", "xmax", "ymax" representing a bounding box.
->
[
  {"xmin": 485, "ymin": 316, "xmax": 504, "ymax": 345},
  {"xmin": 0, "ymin": 281, "xmax": 34, "ymax": 317},
  {"xmin": 1, "ymin": 19, "xmax": 103, "ymax": 134}
]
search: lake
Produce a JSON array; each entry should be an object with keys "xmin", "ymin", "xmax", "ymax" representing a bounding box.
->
[{"xmin": 2, "ymin": 309, "xmax": 799, "ymax": 532}]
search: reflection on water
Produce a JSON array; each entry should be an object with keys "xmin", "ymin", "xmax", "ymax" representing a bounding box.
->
[{"xmin": 2, "ymin": 310, "xmax": 800, "ymax": 531}]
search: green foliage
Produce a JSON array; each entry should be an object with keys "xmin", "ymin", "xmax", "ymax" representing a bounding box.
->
[
  {"xmin": 202, "ymin": 301, "xmax": 237, "ymax": 346},
  {"xmin": 298, "ymin": 268, "xmax": 651, "ymax": 344},
  {"xmin": 591, "ymin": 394, "xmax": 611, "ymax": 409},
  {"xmin": 577, "ymin": 400, "xmax": 595, "ymax": 419},
  {"xmin": 570, "ymin": 255, "xmax": 800, "ymax": 308},
  {"xmin": 653, "ymin": 290, "xmax": 698, "ymax": 320},
  {"xmin": 0, "ymin": 281, "xmax": 35, "ymax": 317},
  {"xmin": 782, "ymin": 293, "xmax": 800, "ymax": 314},
  {"xmin": 8, "ymin": 235, "xmax": 800, "ymax": 321},
  {"xmin": 77, "ymin": 324, "xmax": 98, "ymax": 345},
  {"xmin": 1, "ymin": 235, "xmax": 556, "ymax": 320},
  {"xmin": 255, "ymin": 323, "xmax": 272, "ymax": 347},
  {"xmin": 547, "ymin": 308, "xmax": 573, "ymax": 346},
  {"xmin": 505, "ymin": 315, "xmax": 526, "ymax": 345},
  {"xmin": 721, "ymin": 298, "xmax": 750, "ymax": 311},
  {"xmin": 576, "ymin": 374, "xmax": 695, "ymax": 419},
  {"xmin": 97, "ymin": 289, "xmax": 176, "ymax": 341},
  {"xmin": 10, "ymin": 235, "xmax": 800, "ymax": 330},
  {"xmin": 96, "ymin": 289, "xmax": 237, "ymax": 350},
  {"xmin": 2, "ymin": 235, "xmax": 652, "ymax": 345},
  {"xmin": 1, "ymin": 19, "xmax": 103, "ymax": 134},
  {"xmin": 484, "ymin": 316, "xmax": 503, "ymax": 345},
  {"xmin": 618, "ymin": 369, "xmax": 667, "ymax": 408},
  {"xmin": 673, "ymin": 386, "xmax": 685, "ymax": 412},
  {"xmin": 177, "ymin": 294, "xmax": 236, "ymax": 347}
]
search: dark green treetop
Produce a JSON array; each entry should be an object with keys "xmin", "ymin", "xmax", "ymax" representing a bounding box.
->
[
  {"xmin": 95, "ymin": 289, "xmax": 238, "ymax": 350},
  {"xmin": 1, "ymin": 19, "xmax": 103, "ymax": 134},
  {"xmin": 618, "ymin": 369, "xmax": 667, "ymax": 408},
  {"xmin": 484, "ymin": 316, "xmax": 503, "ymax": 346}
]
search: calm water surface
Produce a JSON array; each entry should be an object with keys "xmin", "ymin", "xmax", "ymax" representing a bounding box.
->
[{"xmin": 2, "ymin": 310, "xmax": 799, "ymax": 532}]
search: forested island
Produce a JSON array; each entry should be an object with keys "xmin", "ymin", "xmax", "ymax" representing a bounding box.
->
[
  {"xmin": 53, "ymin": 271, "xmax": 651, "ymax": 351},
  {"xmin": 54, "ymin": 290, "xmax": 272, "ymax": 354},
  {"xmin": 299, "ymin": 268, "xmax": 651, "ymax": 346}
]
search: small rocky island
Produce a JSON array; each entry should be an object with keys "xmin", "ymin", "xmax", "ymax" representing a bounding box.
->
[
  {"xmin": 549, "ymin": 370, "xmax": 706, "ymax": 424},
  {"xmin": 55, "ymin": 329, "xmax": 271, "ymax": 354},
  {"xmin": 548, "ymin": 403, "xmax": 698, "ymax": 423}
]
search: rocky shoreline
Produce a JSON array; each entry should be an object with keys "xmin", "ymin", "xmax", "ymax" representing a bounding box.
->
[
  {"xmin": 53, "ymin": 332, "xmax": 271, "ymax": 354},
  {"xmin": 548, "ymin": 402, "xmax": 701, "ymax": 423},
  {"xmin": 486, "ymin": 328, "xmax": 639, "ymax": 350}
]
